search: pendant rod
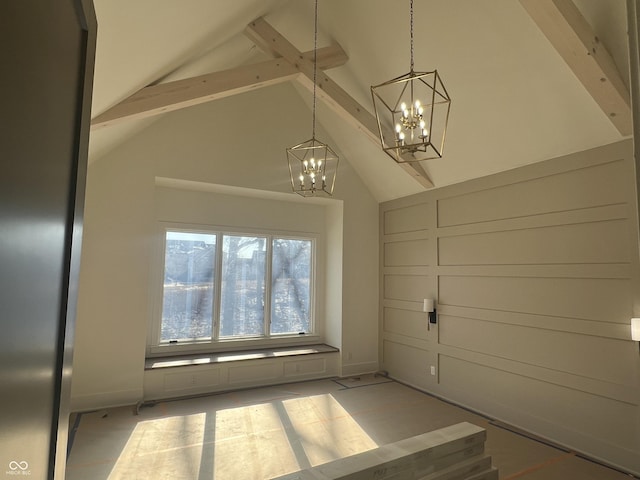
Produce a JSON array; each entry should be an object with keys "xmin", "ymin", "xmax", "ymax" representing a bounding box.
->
[
  {"xmin": 312, "ymin": 0, "xmax": 318, "ymax": 139},
  {"xmin": 410, "ymin": 0, "xmax": 414, "ymax": 72}
]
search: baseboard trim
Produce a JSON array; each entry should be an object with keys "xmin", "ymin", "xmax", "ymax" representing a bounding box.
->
[
  {"xmin": 341, "ymin": 361, "xmax": 379, "ymax": 377},
  {"xmin": 70, "ymin": 388, "xmax": 143, "ymax": 412}
]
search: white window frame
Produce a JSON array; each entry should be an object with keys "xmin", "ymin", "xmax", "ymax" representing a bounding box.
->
[{"xmin": 147, "ymin": 223, "xmax": 321, "ymax": 356}]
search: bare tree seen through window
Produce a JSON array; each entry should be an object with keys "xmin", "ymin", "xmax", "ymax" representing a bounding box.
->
[
  {"xmin": 161, "ymin": 232, "xmax": 216, "ymax": 341},
  {"xmin": 271, "ymin": 239, "xmax": 311, "ymax": 334},
  {"xmin": 160, "ymin": 231, "xmax": 313, "ymax": 344}
]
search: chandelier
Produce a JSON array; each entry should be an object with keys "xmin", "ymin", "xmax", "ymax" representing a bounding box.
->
[
  {"xmin": 286, "ymin": 0, "xmax": 339, "ymax": 197},
  {"xmin": 371, "ymin": 0, "xmax": 451, "ymax": 163}
]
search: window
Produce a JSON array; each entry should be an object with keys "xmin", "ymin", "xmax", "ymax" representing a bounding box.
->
[{"xmin": 149, "ymin": 227, "xmax": 316, "ymax": 354}]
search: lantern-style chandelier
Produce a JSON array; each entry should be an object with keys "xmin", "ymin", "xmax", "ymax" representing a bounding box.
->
[
  {"xmin": 371, "ymin": 0, "xmax": 451, "ymax": 163},
  {"xmin": 286, "ymin": 0, "xmax": 339, "ymax": 197}
]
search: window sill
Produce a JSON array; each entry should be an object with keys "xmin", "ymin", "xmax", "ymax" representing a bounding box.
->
[
  {"xmin": 144, "ymin": 343, "xmax": 339, "ymax": 370},
  {"xmin": 146, "ymin": 334, "xmax": 323, "ymax": 358}
]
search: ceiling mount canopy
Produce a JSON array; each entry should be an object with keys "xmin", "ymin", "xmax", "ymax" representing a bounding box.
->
[
  {"xmin": 371, "ymin": 0, "xmax": 451, "ymax": 164},
  {"xmin": 286, "ymin": 0, "xmax": 339, "ymax": 197}
]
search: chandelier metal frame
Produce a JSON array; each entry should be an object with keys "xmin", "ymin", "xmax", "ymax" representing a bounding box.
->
[
  {"xmin": 286, "ymin": 0, "xmax": 339, "ymax": 197},
  {"xmin": 371, "ymin": 0, "xmax": 451, "ymax": 164}
]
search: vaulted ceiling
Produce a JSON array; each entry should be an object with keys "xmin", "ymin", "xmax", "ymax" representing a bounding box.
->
[{"xmin": 89, "ymin": 0, "xmax": 630, "ymax": 202}]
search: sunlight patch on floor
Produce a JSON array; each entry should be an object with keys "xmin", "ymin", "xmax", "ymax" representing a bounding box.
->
[
  {"xmin": 281, "ymin": 394, "xmax": 378, "ymax": 466},
  {"xmin": 96, "ymin": 394, "xmax": 376, "ymax": 480},
  {"xmin": 66, "ymin": 379, "xmax": 635, "ymax": 480}
]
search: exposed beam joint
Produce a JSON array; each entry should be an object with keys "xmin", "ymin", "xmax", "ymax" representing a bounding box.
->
[
  {"xmin": 245, "ymin": 17, "xmax": 434, "ymax": 189},
  {"xmin": 91, "ymin": 45, "xmax": 347, "ymax": 130},
  {"xmin": 520, "ymin": 0, "xmax": 632, "ymax": 135}
]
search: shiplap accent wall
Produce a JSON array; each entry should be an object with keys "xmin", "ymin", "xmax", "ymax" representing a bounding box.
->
[{"xmin": 379, "ymin": 140, "xmax": 640, "ymax": 475}]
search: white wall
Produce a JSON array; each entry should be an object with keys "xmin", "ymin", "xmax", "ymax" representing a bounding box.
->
[
  {"xmin": 379, "ymin": 140, "xmax": 640, "ymax": 475},
  {"xmin": 72, "ymin": 138, "xmax": 155, "ymax": 409},
  {"xmin": 71, "ymin": 82, "xmax": 379, "ymax": 410}
]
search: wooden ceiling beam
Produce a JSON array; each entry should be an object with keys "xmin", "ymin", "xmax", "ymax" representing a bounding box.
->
[
  {"xmin": 519, "ymin": 0, "xmax": 631, "ymax": 136},
  {"xmin": 91, "ymin": 44, "xmax": 347, "ymax": 130},
  {"xmin": 244, "ymin": 17, "xmax": 434, "ymax": 189}
]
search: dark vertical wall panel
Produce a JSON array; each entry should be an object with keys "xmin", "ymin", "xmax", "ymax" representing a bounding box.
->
[{"xmin": 0, "ymin": 1, "xmax": 95, "ymax": 479}]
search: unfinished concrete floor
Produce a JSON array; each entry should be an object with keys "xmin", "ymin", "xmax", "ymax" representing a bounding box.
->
[{"xmin": 65, "ymin": 376, "xmax": 634, "ymax": 479}]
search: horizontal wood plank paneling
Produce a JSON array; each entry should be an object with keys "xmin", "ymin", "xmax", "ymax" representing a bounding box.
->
[
  {"xmin": 439, "ymin": 219, "xmax": 630, "ymax": 266},
  {"xmin": 436, "ymin": 263, "xmax": 630, "ymax": 279},
  {"xmin": 384, "ymin": 274, "xmax": 430, "ymax": 302},
  {"xmin": 384, "ymin": 203, "xmax": 429, "ymax": 234},
  {"xmin": 438, "ymin": 203, "xmax": 630, "ymax": 238},
  {"xmin": 383, "ymin": 307, "xmax": 429, "ymax": 340},
  {"xmin": 439, "ymin": 315, "xmax": 638, "ymax": 386},
  {"xmin": 436, "ymin": 343, "xmax": 639, "ymax": 405},
  {"xmin": 438, "ymin": 355, "xmax": 638, "ymax": 449},
  {"xmin": 437, "ymin": 160, "xmax": 627, "ymax": 228},
  {"xmin": 383, "ymin": 340, "xmax": 432, "ymax": 390},
  {"xmin": 385, "ymin": 239, "xmax": 430, "ymax": 266},
  {"xmin": 439, "ymin": 275, "xmax": 631, "ymax": 323},
  {"xmin": 439, "ymin": 305, "xmax": 634, "ymax": 340}
]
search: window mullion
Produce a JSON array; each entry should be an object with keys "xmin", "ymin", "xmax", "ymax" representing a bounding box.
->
[
  {"xmin": 264, "ymin": 236, "xmax": 273, "ymax": 338},
  {"xmin": 213, "ymin": 233, "xmax": 223, "ymax": 342}
]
